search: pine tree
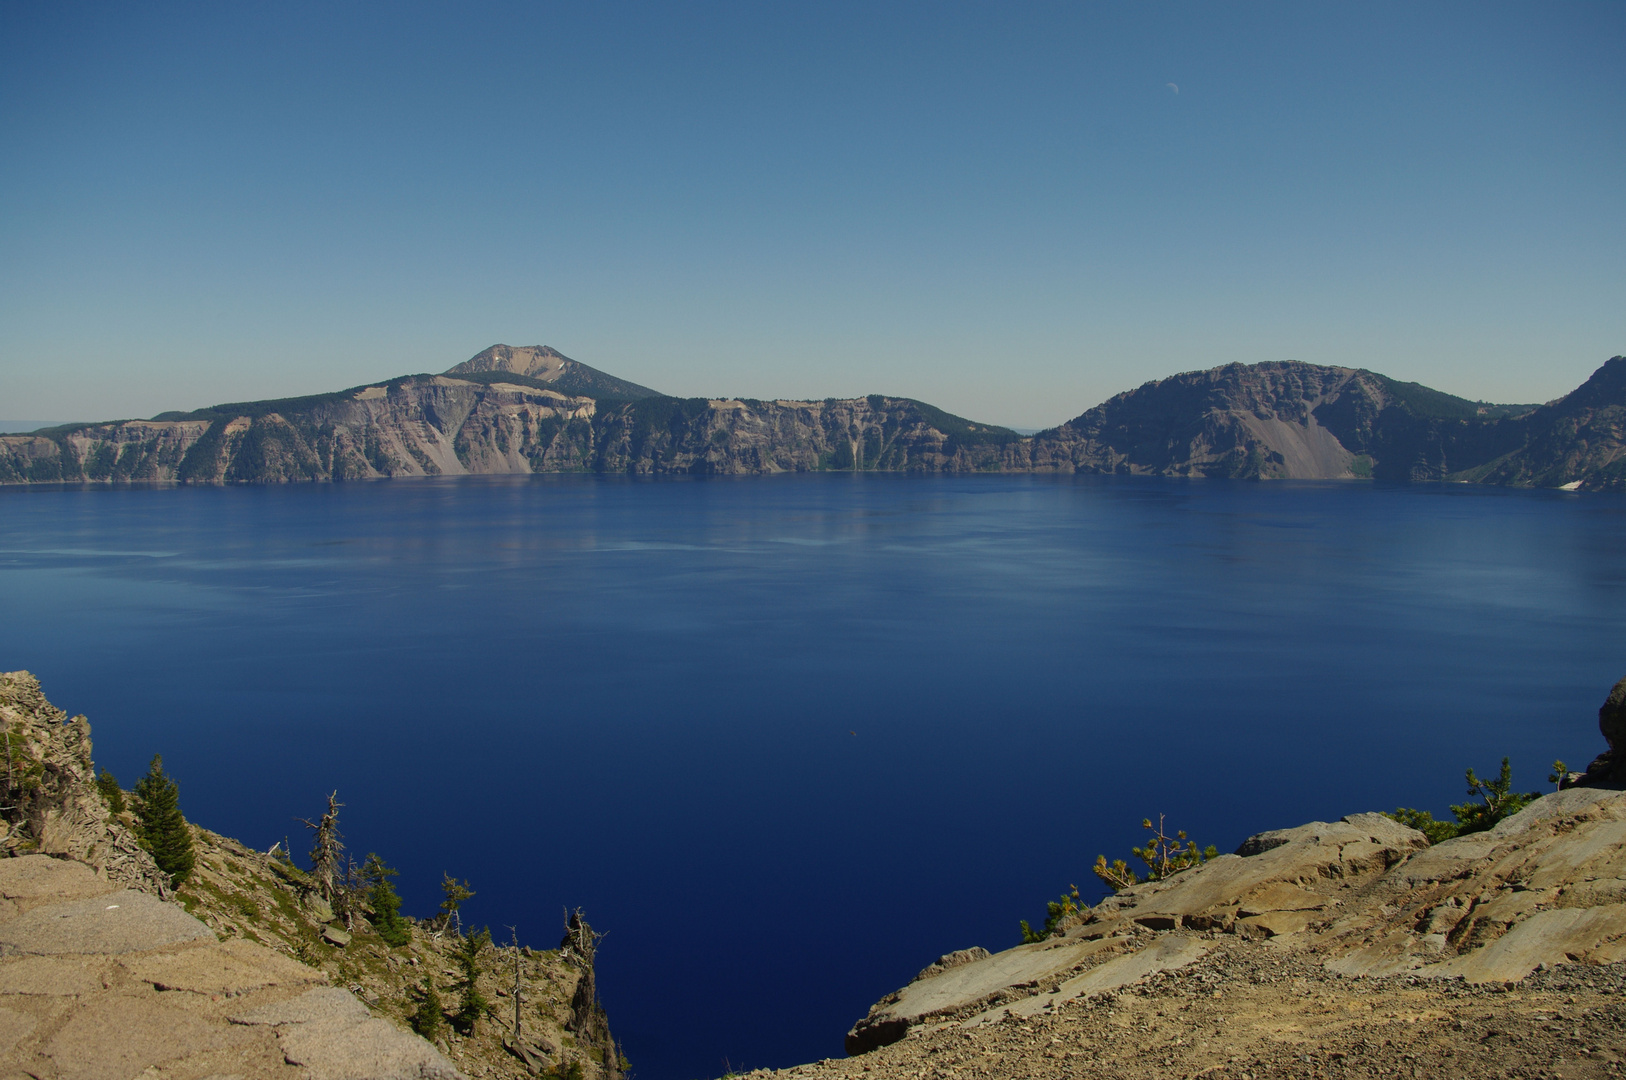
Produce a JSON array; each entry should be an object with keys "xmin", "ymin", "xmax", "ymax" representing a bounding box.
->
[
  {"xmin": 95, "ymin": 768, "xmax": 125, "ymax": 815},
  {"xmin": 454, "ymin": 926, "xmax": 492, "ymax": 1033},
  {"xmin": 436, "ymin": 873, "xmax": 475, "ymax": 934},
  {"xmin": 362, "ymin": 853, "xmax": 410, "ymax": 947},
  {"xmin": 133, "ymin": 755, "xmax": 195, "ymax": 885},
  {"xmin": 409, "ymin": 977, "xmax": 445, "ymax": 1040}
]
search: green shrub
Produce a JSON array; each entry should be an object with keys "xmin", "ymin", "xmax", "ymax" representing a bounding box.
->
[
  {"xmin": 1093, "ymin": 814, "xmax": 1217, "ymax": 891},
  {"xmin": 1386, "ymin": 807, "xmax": 1460, "ymax": 844},
  {"xmin": 1387, "ymin": 756, "xmax": 1541, "ymax": 844},
  {"xmin": 1020, "ymin": 815, "xmax": 1216, "ymax": 943},
  {"xmin": 95, "ymin": 769, "xmax": 125, "ymax": 815},
  {"xmin": 1019, "ymin": 884, "xmax": 1083, "ymax": 944}
]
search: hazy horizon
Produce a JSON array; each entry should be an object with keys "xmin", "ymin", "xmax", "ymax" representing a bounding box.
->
[{"xmin": 3, "ymin": 3, "xmax": 1623, "ymax": 429}]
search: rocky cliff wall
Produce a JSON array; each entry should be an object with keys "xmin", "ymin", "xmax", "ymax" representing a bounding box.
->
[
  {"xmin": 4, "ymin": 357, "xmax": 1622, "ymax": 489},
  {"xmin": 0, "ymin": 672, "xmax": 171, "ymax": 898},
  {"xmin": 0, "ymin": 379, "xmax": 1021, "ymax": 483}
]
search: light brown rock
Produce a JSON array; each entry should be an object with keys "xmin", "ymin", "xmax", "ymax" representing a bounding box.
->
[
  {"xmin": 845, "ymin": 937, "xmax": 1127, "ymax": 1053},
  {"xmin": 0, "ymin": 672, "xmax": 171, "ymax": 897},
  {"xmin": 1097, "ymin": 813, "xmax": 1427, "ymax": 929},
  {"xmin": 125, "ymin": 938, "xmax": 328, "ymax": 995},
  {"xmin": 235, "ymin": 987, "xmax": 462, "ymax": 1080},
  {"xmin": 41, "ymin": 992, "xmax": 249, "ymax": 1080},
  {"xmin": 0, "ymin": 854, "xmax": 114, "ymax": 912},
  {"xmin": 0, "ymin": 954, "xmax": 108, "ymax": 995},
  {"xmin": 0, "ymin": 888, "xmax": 215, "ymax": 956},
  {"xmin": 1235, "ymin": 909, "xmax": 1316, "ymax": 940},
  {"xmin": 1417, "ymin": 904, "xmax": 1626, "ymax": 982},
  {"xmin": 991, "ymin": 934, "xmax": 1212, "ymax": 1021},
  {"xmin": 0, "ymin": 1008, "xmax": 35, "ymax": 1056}
]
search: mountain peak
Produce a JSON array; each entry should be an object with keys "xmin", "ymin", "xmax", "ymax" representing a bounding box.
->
[
  {"xmin": 446, "ymin": 344, "xmax": 573, "ymax": 381},
  {"xmin": 444, "ymin": 344, "xmax": 662, "ymax": 400}
]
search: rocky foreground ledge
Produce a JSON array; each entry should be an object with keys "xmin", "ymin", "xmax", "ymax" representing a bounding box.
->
[
  {"xmin": 0, "ymin": 670, "xmax": 625, "ymax": 1080},
  {"xmin": 745, "ymin": 681, "xmax": 1626, "ymax": 1080},
  {"xmin": 0, "ymin": 854, "xmax": 459, "ymax": 1079},
  {"xmin": 0, "ymin": 671, "xmax": 463, "ymax": 1079}
]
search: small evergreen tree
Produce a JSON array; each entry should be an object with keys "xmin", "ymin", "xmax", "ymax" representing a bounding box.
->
[
  {"xmin": 453, "ymin": 926, "xmax": 493, "ymax": 1033},
  {"xmin": 409, "ymin": 977, "xmax": 445, "ymax": 1040},
  {"xmin": 1021, "ymin": 815, "xmax": 1217, "ymax": 943},
  {"xmin": 362, "ymin": 853, "xmax": 410, "ymax": 947},
  {"xmin": 95, "ymin": 768, "xmax": 125, "ymax": 815},
  {"xmin": 1449, "ymin": 757, "xmax": 1539, "ymax": 834},
  {"xmin": 133, "ymin": 755, "xmax": 195, "ymax": 885},
  {"xmin": 1020, "ymin": 884, "xmax": 1083, "ymax": 944},
  {"xmin": 1549, "ymin": 759, "xmax": 1569, "ymax": 793},
  {"xmin": 1388, "ymin": 756, "xmax": 1542, "ymax": 843},
  {"xmin": 437, "ymin": 873, "xmax": 475, "ymax": 934}
]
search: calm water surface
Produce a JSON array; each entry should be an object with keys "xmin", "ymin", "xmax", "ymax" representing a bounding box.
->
[{"xmin": 1, "ymin": 475, "xmax": 1623, "ymax": 1078}]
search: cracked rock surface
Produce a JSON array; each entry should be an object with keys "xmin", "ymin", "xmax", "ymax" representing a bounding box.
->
[
  {"xmin": 0, "ymin": 855, "xmax": 462, "ymax": 1080},
  {"xmin": 832, "ymin": 784, "xmax": 1626, "ymax": 1078}
]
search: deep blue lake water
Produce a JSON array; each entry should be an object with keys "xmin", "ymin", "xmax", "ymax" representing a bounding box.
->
[{"xmin": 1, "ymin": 475, "xmax": 1623, "ymax": 1078}]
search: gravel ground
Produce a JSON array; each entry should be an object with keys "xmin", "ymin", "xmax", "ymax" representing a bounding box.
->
[{"xmin": 749, "ymin": 945, "xmax": 1626, "ymax": 1080}]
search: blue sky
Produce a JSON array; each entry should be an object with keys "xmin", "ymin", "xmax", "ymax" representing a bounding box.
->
[{"xmin": 2, "ymin": 1, "xmax": 1622, "ymax": 428}]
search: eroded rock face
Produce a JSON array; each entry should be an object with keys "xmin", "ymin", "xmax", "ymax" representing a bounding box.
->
[
  {"xmin": 5, "ymin": 354, "xmax": 1621, "ymax": 488},
  {"xmin": 0, "ymin": 672, "xmax": 169, "ymax": 897},
  {"xmin": 844, "ymin": 789, "xmax": 1626, "ymax": 1055},
  {"xmin": 1321, "ymin": 786, "xmax": 1626, "ymax": 980},
  {"xmin": 1091, "ymin": 812, "xmax": 1429, "ymax": 934}
]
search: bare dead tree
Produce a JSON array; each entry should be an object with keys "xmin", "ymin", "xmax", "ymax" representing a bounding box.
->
[
  {"xmin": 507, "ymin": 925, "xmax": 522, "ymax": 1042},
  {"xmin": 298, "ymin": 791, "xmax": 344, "ymax": 907},
  {"xmin": 561, "ymin": 906, "xmax": 605, "ymax": 965},
  {"xmin": 559, "ymin": 908, "xmax": 620, "ymax": 1079}
]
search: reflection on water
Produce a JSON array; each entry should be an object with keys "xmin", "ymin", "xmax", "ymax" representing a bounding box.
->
[{"xmin": 1, "ymin": 474, "xmax": 1623, "ymax": 1078}]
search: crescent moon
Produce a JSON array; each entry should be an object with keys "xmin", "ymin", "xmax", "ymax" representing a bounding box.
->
[{"xmin": 1167, "ymin": 83, "xmax": 1179, "ymax": 94}]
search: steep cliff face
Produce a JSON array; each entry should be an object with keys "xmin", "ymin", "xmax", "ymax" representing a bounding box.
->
[
  {"xmin": 1452, "ymin": 356, "xmax": 1626, "ymax": 491},
  {"xmin": 1018, "ymin": 362, "xmax": 1369, "ymax": 478},
  {"xmin": 0, "ymin": 672, "xmax": 173, "ymax": 897},
  {"xmin": 1015, "ymin": 360, "xmax": 1560, "ymax": 482},
  {"xmin": 0, "ymin": 379, "xmax": 1021, "ymax": 483},
  {"xmin": 590, "ymin": 394, "xmax": 1021, "ymax": 474},
  {"xmin": 3, "ymin": 348, "xmax": 1622, "ymax": 489}
]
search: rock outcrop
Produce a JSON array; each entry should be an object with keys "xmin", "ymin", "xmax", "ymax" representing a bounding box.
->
[
  {"xmin": 0, "ymin": 376, "xmax": 1022, "ymax": 483},
  {"xmin": 0, "ymin": 672, "xmax": 169, "ymax": 897},
  {"xmin": 845, "ymin": 811, "xmax": 1432, "ymax": 1054},
  {"xmin": 3, "ymin": 348, "xmax": 1622, "ymax": 489},
  {"xmin": 0, "ymin": 671, "xmax": 624, "ymax": 1080},
  {"xmin": 845, "ymin": 677, "xmax": 1626, "ymax": 1060},
  {"xmin": 0, "ymin": 854, "xmax": 460, "ymax": 1080}
]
